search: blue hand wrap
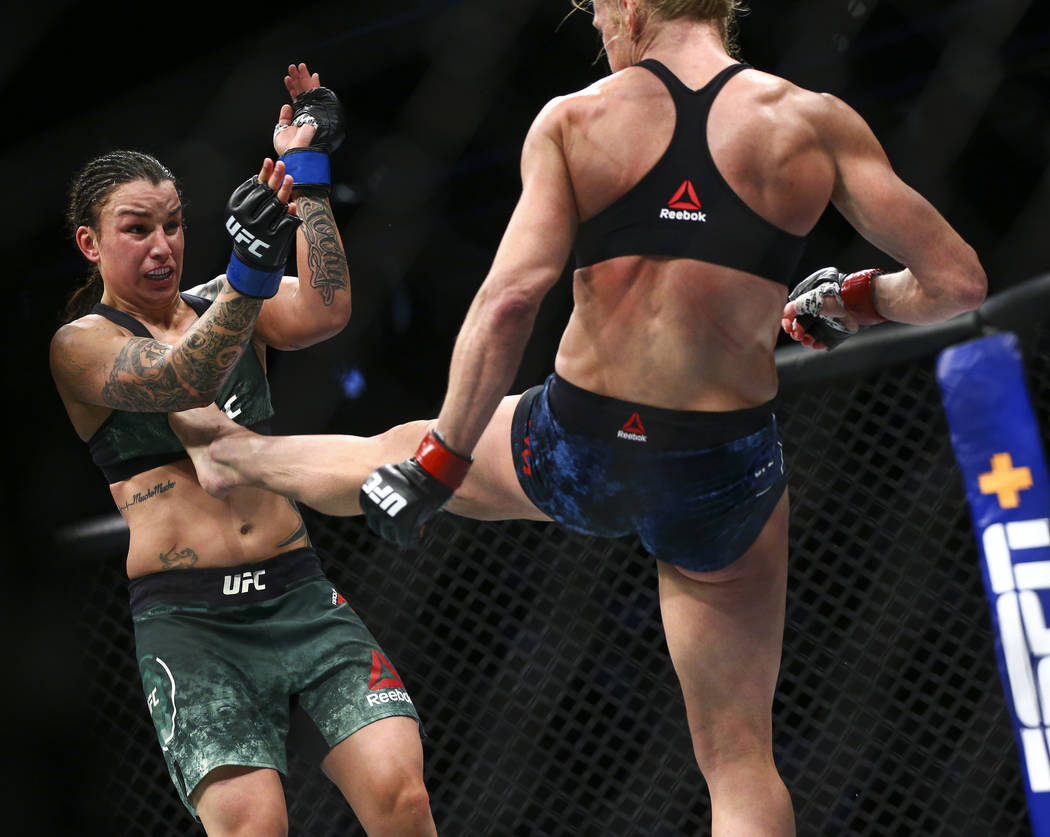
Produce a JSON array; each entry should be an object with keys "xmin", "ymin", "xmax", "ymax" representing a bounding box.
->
[
  {"xmin": 279, "ymin": 148, "xmax": 330, "ymax": 188},
  {"xmin": 226, "ymin": 253, "xmax": 284, "ymax": 299}
]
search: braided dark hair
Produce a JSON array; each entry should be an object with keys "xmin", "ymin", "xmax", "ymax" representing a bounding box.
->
[{"xmin": 63, "ymin": 150, "xmax": 185, "ymax": 322}]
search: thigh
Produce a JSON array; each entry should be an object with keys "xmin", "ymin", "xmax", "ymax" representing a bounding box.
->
[
  {"xmin": 292, "ymin": 584, "xmax": 424, "ymax": 748},
  {"xmin": 321, "ymin": 716, "xmax": 427, "ymax": 818},
  {"xmin": 657, "ymin": 491, "xmax": 790, "ymax": 749},
  {"xmin": 193, "ymin": 765, "xmax": 288, "ymax": 836},
  {"xmin": 446, "ymin": 394, "xmax": 550, "ymax": 522},
  {"xmin": 135, "ymin": 611, "xmax": 288, "ymax": 816}
]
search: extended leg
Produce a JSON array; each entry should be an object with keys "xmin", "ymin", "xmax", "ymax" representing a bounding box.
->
[
  {"xmin": 170, "ymin": 404, "xmax": 429, "ymax": 515},
  {"xmin": 170, "ymin": 397, "xmax": 548, "ymax": 521},
  {"xmin": 658, "ymin": 491, "xmax": 795, "ymax": 836}
]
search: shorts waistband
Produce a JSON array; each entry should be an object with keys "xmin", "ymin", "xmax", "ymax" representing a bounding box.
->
[
  {"xmin": 128, "ymin": 548, "xmax": 324, "ymax": 614},
  {"xmin": 547, "ymin": 373, "xmax": 774, "ymax": 448}
]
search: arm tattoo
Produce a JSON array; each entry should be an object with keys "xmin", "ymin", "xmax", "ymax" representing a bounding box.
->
[
  {"xmin": 159, "ymin": 544, "xmax": 199, "ymax": 570},
  {"xmin": 183, "ymin": 276, "xmax": 225, "ymax": 301},
  {"xmin": 101, "ymin": 293, "xmax": 262, "ymax": 411},
  {"xmin": 296, "ymin": 195, "xmax": 348, "ymax": 306}
]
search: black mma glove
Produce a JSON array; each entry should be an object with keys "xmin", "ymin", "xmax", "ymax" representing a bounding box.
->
[
  {"xmin": 278, "ymin": 86, "xmax": 347, "ymax": 195},
  {"xmin": 788, "ymin": 266, "xmax": 886, "ymax": 350},
  {"xmin": 360, "ymin": 429, "xmax": 473, "ymax": 548},
  {"xmin": 224, "ymin": 176, "xmax": 302, "ymax": 299}
]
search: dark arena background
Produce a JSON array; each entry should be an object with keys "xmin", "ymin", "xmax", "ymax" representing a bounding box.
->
[{"xmin": 4, "ymin": 1, "xmax": 1050, "ymax": 835}]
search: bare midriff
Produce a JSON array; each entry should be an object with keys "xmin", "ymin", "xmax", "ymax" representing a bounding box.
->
[{"xmin": 112, "ymin": 459, "xmax": 307, "ymax": 579}]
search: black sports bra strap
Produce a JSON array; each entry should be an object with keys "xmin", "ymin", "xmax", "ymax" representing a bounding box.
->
[
  {"xmin": 91, "ymin": 292, "xmax": 212, "ymax": 337},
  {"xmin": 91, "ymin": 302, "xmax": 151, "ymax": 337},
  {"xmin": 180, "ymin": 293, "xmax": 212, "ymax": 316},
  {"xmin": 636, "ymin": 59, "xmax": 750, "ymax": 97}
]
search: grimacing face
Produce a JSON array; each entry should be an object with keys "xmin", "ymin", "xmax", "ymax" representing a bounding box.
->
[{"xmin": 78, "ymin": 179, "xmax": 185, "ymax": 308}]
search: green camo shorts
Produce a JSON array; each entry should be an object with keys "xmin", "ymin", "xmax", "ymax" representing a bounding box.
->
[{"xmin": 129, "ymin": 548, "xmax": 422, "ymax": 816}]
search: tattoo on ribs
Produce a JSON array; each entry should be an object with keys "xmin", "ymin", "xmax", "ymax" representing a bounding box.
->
[
  {"xmin": 159, "ymin": 544, "xmax": 199, "ymax": 570},
  {"xmin": 276, "ymin": 498, "xmax": 311, "ymax": 548},
  {"xmin": 297, "ymin": 196, "xmax": 348, "ymax": 306},
  {"xmin": 118, "ymin": 480, "xmax": 176, "ymax": 512},
  {"xmin": 100, "ymin": 295, "xmax": 262, "ymax": 411}
]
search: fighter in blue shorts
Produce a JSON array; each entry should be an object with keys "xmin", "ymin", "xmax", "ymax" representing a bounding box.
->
[
  {"xmin": 169, "ymin": 1, "xmax": 984, "ymax": 832},
  {"xmin": 351, "ymin": 1, "xmax": 983, "ymax": 832}
]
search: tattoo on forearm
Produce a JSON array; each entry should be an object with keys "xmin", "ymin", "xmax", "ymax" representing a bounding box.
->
[
  {"xmin": 118, "ymin": 480, "xmax": 176, "ymax": 512},
  {"xmin": 159, "ymin": 544, "xmax": 199, "ymax": 570},
  {"xmin": 276, "ymin": 498, "xmax": 312, "ymax": 548},
  {"xmin": 297, "ymin": 196, "xmax": 348, "ymax": 306},
  {"xmin": 101, "ymin": 294, "xmax": 262, "ymax": 411}
]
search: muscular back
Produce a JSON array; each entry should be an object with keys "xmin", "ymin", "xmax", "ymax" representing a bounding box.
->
[{"xmin": 553, "ymin": 61, "xmax": 837, "ymax": 410}]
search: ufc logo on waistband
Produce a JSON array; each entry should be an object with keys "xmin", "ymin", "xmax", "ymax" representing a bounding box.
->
[
  {"xmin": 223, "ymin": 569, "xmax": 267, "ymax": 596},
  {"xmin": 225, "ymin": 217, "xmax": 272, "ymax": 258},
  {"xmin": 362, "ymin": 472, "xmax": 407, "ymax": 517}
]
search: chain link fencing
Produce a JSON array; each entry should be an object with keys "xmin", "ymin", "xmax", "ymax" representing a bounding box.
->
[{"xmin": 59, "ymin": 279, "xmax": 1050, "ymax": 836}]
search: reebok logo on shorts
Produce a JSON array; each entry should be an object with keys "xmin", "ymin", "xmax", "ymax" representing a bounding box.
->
[
  {"xmin": 617, "ymin": 412, "xmax": 648, "ymax": 443},
  {"xmin": 366, "ymin": 650, "xmax": 414, "ymax": 707},
  {"xmin": 659, "ymin": 180, "xmax": 706, "ymax": 222}
]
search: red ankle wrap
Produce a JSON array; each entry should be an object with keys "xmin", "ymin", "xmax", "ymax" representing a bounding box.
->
[{"xmin": 415, "ymin": 429, "xmax": 473, "ymax": 489}]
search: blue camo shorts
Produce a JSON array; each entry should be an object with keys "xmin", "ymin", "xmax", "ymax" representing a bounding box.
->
[{"xmin": 510, "ymin": 373, "xmax": 787, "ymax": 572}]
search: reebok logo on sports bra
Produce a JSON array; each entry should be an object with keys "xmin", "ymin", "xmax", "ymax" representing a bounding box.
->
[
  {"xmin": 659, "ymin": 180, "xmax": 707, "ymax": 223},
  {"xmin": 572, "ymin": 60, "xmax": 807, "ymax": 283}
]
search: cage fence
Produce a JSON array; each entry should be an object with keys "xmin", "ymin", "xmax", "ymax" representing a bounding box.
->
[{"xmin": 58, "ymin": 290, "xmax": 1050, "ymax": 837}]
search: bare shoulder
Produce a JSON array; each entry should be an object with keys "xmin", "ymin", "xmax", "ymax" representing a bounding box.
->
[
  {"xmin": 561, "ymin": 67, "xmax": 662, "ymax": 114},
  {"xmin": 762, "ymin": 72, "xmax": 871, "ymax": 134},
  {"xmin": 51, "ymin": 313, "xmax": 121, "ymax": 352},
  {"xmin": 50, "ymin": 314, "xmax": 126, "ymax": 376},
  {"xmin": 734, "ymin": 68, "xmax": 835, "ymax": 121},
  {"xmin": 530, "ymin": 67, "xmax": 672, "ymax": 155},
  {"xmin": 736, "ymin": 69, "xmax": 876, "ymax": 149}
]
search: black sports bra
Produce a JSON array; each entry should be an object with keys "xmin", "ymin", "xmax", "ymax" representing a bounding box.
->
[
  {"xmin": 573, "ymin": 60, "xmax": 806, "ymax": 285},
  {"xmin": 87, "ymin": 293, "xmax": 274, "ymax": 483}
]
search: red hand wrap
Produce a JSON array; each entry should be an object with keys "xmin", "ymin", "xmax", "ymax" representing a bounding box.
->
[
  {"xmin": 840, "ymin": 269, "xmax": 887, "ymax": 325},
  {"xmin": 414, "ymin": 429, "xmax": 473, "ymax": 490}
]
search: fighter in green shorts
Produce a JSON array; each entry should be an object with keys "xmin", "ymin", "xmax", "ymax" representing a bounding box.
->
[
  {"xmin": 52, "ymin": 62, "xmax": 438, "ymax": 834},
  {"xmin": 131, "ymin": 548, "xmax": 423, "ymax": 816}
]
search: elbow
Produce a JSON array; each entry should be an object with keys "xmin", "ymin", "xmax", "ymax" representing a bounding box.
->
[
  {"xmin": 955, "ymin": 254, "xmax": 988, "ymax": 313},
  {"xmin": 479, "ymin": 284, "xmax": 543, "ymax": 334},
  {"xmin": 326, "ymin": 304, "xmax": 353, "ymax": 342},
  {"xmin": 331, "ymin": 302, "xmax": 352, "ymax": 335},
  {"xmin": 310, "ymin": 306, "xmax": 352, "ymax": 344}
]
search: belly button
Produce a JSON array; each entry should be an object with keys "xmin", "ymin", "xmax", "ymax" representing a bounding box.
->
[{"xmin": 240, "ymin": 523, "xmax": 252, "ymax": 536}]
